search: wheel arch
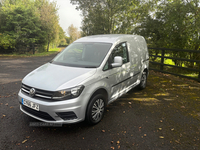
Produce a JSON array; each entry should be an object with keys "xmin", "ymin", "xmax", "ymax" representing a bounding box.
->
[
  {"xmin": 85, "ymin": 88, "xmax": 108, "ymax": 124},
  {"xmin": 89, "ymin": 88, "xmax": 108, "ymax": 106},
  {"xmin": 143, "ymin": 68, "xmax": 148, "ymax": 76}
]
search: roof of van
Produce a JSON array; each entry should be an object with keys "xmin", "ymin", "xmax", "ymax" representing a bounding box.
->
[{"xmin": 74, "ymin": 34, "xmax": 141, "ymax": 44}]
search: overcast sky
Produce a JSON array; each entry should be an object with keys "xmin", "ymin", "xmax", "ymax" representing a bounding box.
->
[{"xmin": 49, "ymin": 0, "xmax": 82, "ymax": 34}]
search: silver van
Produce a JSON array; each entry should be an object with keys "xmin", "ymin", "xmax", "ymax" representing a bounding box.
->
[{"xmin": 18, "ymin": 34, "xmax": 149, "ymax": 125}]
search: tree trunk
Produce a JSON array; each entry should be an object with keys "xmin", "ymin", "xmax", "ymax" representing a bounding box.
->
[
  {"xmin": 47, "ymin": 41, "xmax": 50, "ymax": 52},
  {"xmin": 32, "ymin": 43, "xmax": 35, "ymax": 55}
]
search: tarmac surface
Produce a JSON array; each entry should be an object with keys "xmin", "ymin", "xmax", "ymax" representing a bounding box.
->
[{"xmin": 0, "ymin": 54, "xmax": 200, "ymax": 150}]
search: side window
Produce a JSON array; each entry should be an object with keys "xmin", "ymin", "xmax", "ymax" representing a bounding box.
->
[
  {"xmin": 111, "ymin": 42, "xmax": 129, "ymax": 64},
  {"xmin": 103, "ymin": 42, "xmax": 129, "ymax": 71}
]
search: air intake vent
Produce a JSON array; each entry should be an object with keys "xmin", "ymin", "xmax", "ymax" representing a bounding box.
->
[{"xmin": 56, "ymin": 112, "xmax": 77, "ymax": 120}]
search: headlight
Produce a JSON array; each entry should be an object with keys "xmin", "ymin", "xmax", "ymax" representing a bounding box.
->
[{"xmin": 52, "ymin": 85, "xmax": 84, "ymax": 100}]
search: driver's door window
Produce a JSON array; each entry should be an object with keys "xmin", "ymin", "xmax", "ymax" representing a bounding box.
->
[{"xmin": 103, "ymin": 42, "xmax": 129, "ymax": 71}]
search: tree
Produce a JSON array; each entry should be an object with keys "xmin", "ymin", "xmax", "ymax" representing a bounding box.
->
[
  {"xmin": 57, "ymin": 26, "xmax": 68, "ymax": 46},
  {"xmin": 35, "ymin": 0, "xmax": 60, "ymax": 51},
  {"xmin": 0, "ymin": 1, "xmax": 44, "ymax": 53},
  {"xmin": 65, "ymin": 36, "xmax": 70, "ymax": 45},
  {"xmin": 70, "ymin": 0, "xmax": 155, "ymax": 36},
  {"xmin": 67, "ymin": 24, "xmax": 81, "ymax": 43},
  {"xmin": 135, "ymin": 0, "xmax": 200, "ymax": 67},
  {"xmin": 0, "ymin": 0, "xmax": 63, "ymax": 54}
]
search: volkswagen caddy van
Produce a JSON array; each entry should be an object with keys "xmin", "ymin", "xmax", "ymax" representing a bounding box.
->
[{"xmin": 18, "ymin": 34, "xmax": 149, "ymax": 125}]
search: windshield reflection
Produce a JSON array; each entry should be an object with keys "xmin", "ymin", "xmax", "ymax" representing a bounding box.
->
[{"xmin": 52, "ymin": 42, "xmax": 112, "ymax": 68}]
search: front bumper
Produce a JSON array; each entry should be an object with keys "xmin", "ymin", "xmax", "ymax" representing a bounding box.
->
[{"xmin": 18, "ymin": 90, "xmax": 87, "ymax": 124}]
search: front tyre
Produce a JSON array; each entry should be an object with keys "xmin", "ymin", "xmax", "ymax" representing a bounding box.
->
[
  {"xmin": 86, "ymin": 94, "xmax": 105, "ymax": 125},
  {"xmin": 138, "ymin": 71, "xmax": 147, "ymax": 90}
]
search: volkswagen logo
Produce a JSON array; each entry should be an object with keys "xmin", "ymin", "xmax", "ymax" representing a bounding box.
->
[{"xmin": 29, "ymin": 88, "xmax": 36, "ymax": 97}]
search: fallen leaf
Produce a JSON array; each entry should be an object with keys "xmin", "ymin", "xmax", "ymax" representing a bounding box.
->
[
  {"xmin": 2, "ymin": 114, "xmax": 6, "ymax": 118},
  {"xmin": 111, "ymin": 141, "xmax": 114, "ymax": 144},
  {"xmin": 10, "ymin": 106, "xmax": 14, "ymax": 108},
  {"xmin": 111, "ymin": 146, "xmax": 115, "ymax": 149},
  {"xmin": 159, "ymin": 128, "xmax": 162, "ymax": 130},
  {"xmin": 102, "ymin": 130, "xmax": 105, "ymax": 133},
  {"xmin": 116, "ymin": 141, "xmax": 120, "ymax": 144},
  {"xmin": 22, "ymin": 139, "xmax": 28, "ymax": 144},
  {"xmin": 160, "ymin": 120, "xmax": 163, "ymax": 123},
  {"xmin": 123, "ymin": 111, "xmax": 125, "ymax": 114},
  {"xmin": 181, "ymin": 106, "xmax": 185, "ymax": 109},
  {"xmin": 144, "ymin": 134, "xmax": 147, "ymax": 137},
  {"xmin": 128, "ymin": 102, "xmax": 132, "ymax": 104},
  {"xmin": 118, "ymin": 145, "xmax": 120, "ymax": 149},
  {"xmin": 171, "ymin": 128, "xmax": 174, "ymax": 131},
  {"xmin": 159, "ymin": 136, "xmax": 164, "ymax": 139},
  {"xmin": 5, "ymin": 103, "xmax": 8, "ymax": 106},
  {"xmin": 175, "ymin": 140, "xmax": 180, "ymax": 143}
]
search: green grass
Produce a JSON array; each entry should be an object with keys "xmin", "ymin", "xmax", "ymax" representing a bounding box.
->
[
  {"xmin": 150, "ymin": 53, "xmax": 199, "ymax": 79},
  {"xmin": 181, "ymin": 73, "xmax": 199, "ymax": 78},
  {"xmin": 0, "ymin": 48, "xmax": 62, "ymax": 57}
]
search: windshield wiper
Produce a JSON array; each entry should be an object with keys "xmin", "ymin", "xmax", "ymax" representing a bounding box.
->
[{"xmin": 84, "ymin": 66, "xmax": 97, "ymax": 68}]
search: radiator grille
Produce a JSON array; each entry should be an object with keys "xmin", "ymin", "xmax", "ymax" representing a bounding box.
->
[{"xmin": 21, "ymin": 84, "xmax": 54, "ymax": 101}]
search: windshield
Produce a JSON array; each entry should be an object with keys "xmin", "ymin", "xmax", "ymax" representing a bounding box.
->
[{"xmin": 52, "ymin": 42, "xmax": 112, "ymax": 68}]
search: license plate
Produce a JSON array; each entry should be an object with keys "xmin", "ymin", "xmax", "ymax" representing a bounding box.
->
[{"xmin": 22, "ymin": 98, "xmax": 39, "ymax": 111}]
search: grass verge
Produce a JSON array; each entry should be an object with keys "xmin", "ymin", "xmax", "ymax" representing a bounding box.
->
[{"xmin": 0, "ymin": 47, "xmax": 64, "ymax": 57}]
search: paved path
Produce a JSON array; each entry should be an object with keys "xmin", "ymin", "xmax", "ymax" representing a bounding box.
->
[{"xmin": 0, "ymin": 55, "xmax": 200, "ymax": 150}]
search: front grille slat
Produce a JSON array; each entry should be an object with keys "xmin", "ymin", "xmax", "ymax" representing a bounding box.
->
[
  {"xmin": 22, "ymin": 85, "xmax": 31, "ymax": 90},
  {"xmin": 21, "ymin": 84, "xmax": 54, "ymax": 101},
  {"xmin": 36, "ymin": 90, "xmax": 53, "ymax": 96},
  {"xmin": 22, "ymin": 88, "xmax": 30, "ymax": 94},
  {"xmin": 35, "ymin": 94, "xmax": 51, "ymax": 99}
]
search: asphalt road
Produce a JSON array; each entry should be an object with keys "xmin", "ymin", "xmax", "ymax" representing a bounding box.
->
[{"xmin": 0, "ymin": 54, "xmax": 200, "ymax": 150}]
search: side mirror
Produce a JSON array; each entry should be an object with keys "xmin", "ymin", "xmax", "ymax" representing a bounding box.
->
[{"xmin": 111, "ymin": 56, "xmax": 123, "ymax": 68}]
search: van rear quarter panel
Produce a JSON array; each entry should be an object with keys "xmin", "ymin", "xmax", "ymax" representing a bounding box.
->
[
  {"xmin": 127, "ymin": 36, "xmax": 141, "ymax": 74},
  {"xmin": 128, "ymin": 36, "xmax": 149, "ymax": 73}
]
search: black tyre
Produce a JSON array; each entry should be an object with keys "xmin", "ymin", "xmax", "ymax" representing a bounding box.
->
[
  {"xmin": 86, "ymin": 94, "xmax": 105, "ymax": 125},
  {"xmin": 138, "ymin": 71, "xmax": 147, "ymax": 90}
]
